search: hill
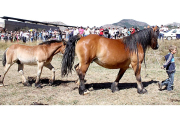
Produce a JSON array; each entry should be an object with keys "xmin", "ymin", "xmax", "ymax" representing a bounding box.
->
[
  {"xmin": 102, "ymin": 24, "xmax": 121, "ymax": 29},
  {"xmin": 112, "ymin": 19, "xmax": 149, "ymax": 30}
]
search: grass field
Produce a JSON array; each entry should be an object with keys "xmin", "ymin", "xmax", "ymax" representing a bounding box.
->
[{"xmin": 0, "ymin": 40, "xmax": 180, "ymax": 105}]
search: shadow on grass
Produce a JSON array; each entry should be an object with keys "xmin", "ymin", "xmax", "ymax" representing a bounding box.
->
[
  {"xmin": 18, "ymin": 77, "xmax": 76, "ymax": 87},
  {"xmin": 85, "ymin": 80, "xmax": 158, "ymax": 91},
  {"xmin": 18, "ymin": 77, "xmax": 158, "ymax": 91}
]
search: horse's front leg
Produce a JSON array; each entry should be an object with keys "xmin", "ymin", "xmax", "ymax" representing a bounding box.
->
[
  {"xmin": 44, "ymin": 63, "xmax": 55, "ymax": 86},
  {"xmin": 35, "ymin": 62, "xmax": 44, "ymax": 88},
  {"xmin": 18, "ymin": 64, "xmax": 31, "ymax": 86},
  {"xmin": 131, "ymin": 62, "xmax": 147, "ymax": 94},
  {"xmin": 111, "ymin": 68, "xmax": 127, "ymax": 93}
]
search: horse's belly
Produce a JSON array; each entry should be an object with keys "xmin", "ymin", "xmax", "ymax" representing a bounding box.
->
[
  {"xmin": 94, "ymin": 58, "xmax": 130, "ymax": 69},
  {"xmin": 18, "ymin": 58, "xmax": 37, "ymax": 65}
]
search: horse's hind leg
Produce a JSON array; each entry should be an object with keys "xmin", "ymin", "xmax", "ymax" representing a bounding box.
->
[
  {"xmin": 74, "ymin": 63, "xmax": 87, "ymax": 86},
  {"xmin": 76, "ymin": 63, "xmax": 90, "ymax": 95},
  {"xmin": 35, "ymin": 62, "xmax": 44, "ymax": 88},
  {"xmin": 44, "ymin": 63, "xmax": 55, "ymax": 86},
  {"xmin": 131, "ymin": 62, "xmax": 147, "ymax": 94},
  {"xmin": 111, "ymin": 68, "xmax": 127, "ymax": 93},
  {"xmin": 0, "ymin": 63, "xmax": 13, "ymax": 87},
  {"xmin": 74, "ymin": 63, "xmax": 80, "ymax": 85},
  {"xmin": 18, "ymin": 64, "xmax": 30, "ymax": 86}
]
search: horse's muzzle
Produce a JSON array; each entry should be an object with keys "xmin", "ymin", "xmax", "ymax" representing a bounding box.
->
[{"xmin": 154, "ymin": 45, "xmax": 159, "ymax": 49}]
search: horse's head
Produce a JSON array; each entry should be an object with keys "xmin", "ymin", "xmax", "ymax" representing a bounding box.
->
[{"xmin": 150, "ymin": 26, "xmax": 159, "ymax": 50}]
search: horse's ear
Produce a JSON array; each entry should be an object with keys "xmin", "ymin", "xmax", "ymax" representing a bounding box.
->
[
  {"xmin": 153, "ymin": 26, "xmax": 158, "ymax": 32},
  {"xmin": 62, "ymin": 39, "xmax": 67, "ymax": 45}
]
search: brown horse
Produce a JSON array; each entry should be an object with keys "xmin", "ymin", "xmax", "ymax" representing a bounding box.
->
[
  {"xmin": 0, "ymin": 40, "xmax": 66, "ymax": 88},
  {"xmin": 61, "ymin": 27, "xmax": 159, "ymax": 95}
]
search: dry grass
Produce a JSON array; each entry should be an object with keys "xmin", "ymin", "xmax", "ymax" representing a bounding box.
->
[{"xmin": 0, "ymin": 40, "xmax": 180, "ymax": 105}]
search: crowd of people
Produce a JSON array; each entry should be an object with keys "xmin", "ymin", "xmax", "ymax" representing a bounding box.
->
[
  {"xmin": 2, "ymin": 25, "xmax": 180, "ymax": 42},
  {"xmin": 0, "ymin": 26, "xmax": 142, "ymax": 42}
]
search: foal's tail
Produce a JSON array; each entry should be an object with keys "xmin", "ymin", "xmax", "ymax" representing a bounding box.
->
[
  {"xmin": 2, "ymin": 48, "xmax": 8, "ymax": 67},
  {"xmin": 61, "ymin": 34, "xmax": 82, "ymax": 77}
]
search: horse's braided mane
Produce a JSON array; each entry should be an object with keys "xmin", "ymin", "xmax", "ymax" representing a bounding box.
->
[
  {"xmin": 123, "ymin": 28, "xmax": 153, "ymax": 54},
  {"xmin": 39, "ymin": 39, "xmax": 65, "ymax": 45}
]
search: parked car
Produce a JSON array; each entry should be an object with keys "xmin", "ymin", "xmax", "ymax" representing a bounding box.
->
[{"xmin": 163, "ymin": 29, "xmax": 177, "ymax": 40}]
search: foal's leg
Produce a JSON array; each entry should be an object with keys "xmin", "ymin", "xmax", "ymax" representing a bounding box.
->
[
  {"xmin": 18, "ymin": 64, "xmax": 30, "ymax": 86},
  {"xmin": 76, "ymin": 63, "xmax": 90, "ymax": 95},
  {"xmin": 131, "ymin": 62, "xmax": 147, "ymax": 94},
  {"xmin": 111, "ymin": 68, "xmax": 127, "ymax": 93},
  {"xmin": 35, "ymin": 62, "xmax": 44, "ymax": 88},
  {"xmin": 44, "ymin": 63, "xmax": 55, "ymax": 86},
  {"xmin": 0, "ymin": 63, "xmax": 13, "ymax": 87}
]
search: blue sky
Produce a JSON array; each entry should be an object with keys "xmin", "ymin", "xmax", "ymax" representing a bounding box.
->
[{"xmin": 0, "ymin": 0, "xmax": 179, "ymax": 27}]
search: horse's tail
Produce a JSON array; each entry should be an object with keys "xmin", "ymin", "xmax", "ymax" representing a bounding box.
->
[
  {"xmin": 2, "ymin": 48, "xmax": 8, "ymax": 67},
  {"xmin": 61, "ymin": 34, "xmax": 82, "ymax": 77}
]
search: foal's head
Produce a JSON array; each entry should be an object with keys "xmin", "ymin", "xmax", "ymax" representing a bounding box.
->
[{"xmin": 150, "ymin": 26, "xmax": 159, "ymax": 50}]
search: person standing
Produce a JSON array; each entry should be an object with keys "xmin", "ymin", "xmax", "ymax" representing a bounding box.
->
[
  {"xmin": 84, "ymin": 28, "xmax": 90, "ymax": 37},
  {"xmin": 48, "ymin": 28, "xmax": 52, "ymax": 39},
  {"xmin": 79, "ymin": 26, "xmax": 84, "ymax": 37},
  {"xmin": 65, "ymin": 28, "xmax": 70, "ymax": 40},
  {"xmin": 42, "ymin": 30, "xmax": 46, "ymax": 41},
  {"xmin": 103, "ymin": 27, "xmax": 109, "ymax": 38},
  {"xmin": 56, "ymin": 29, "xmax": 59, "ymax": 40},
  {"xmin": 86, "ymin": 26, "xmax": 90, "ymax": 34},
  {"xmin": 131, "ymin": 26, "xmax": 135, "ymax": 34},
  {"xmin": 110, "ymin": 28, "xmax": 115, "ymax": 39},
  {"xmin": 122, "ymin": 27, "xmax": 128, "ymax": 37},
  {"xmin": 73, "ymin": 27, "xmax": 79, "ymax": 36},
  {"xmin": 159, "ymin": 25, "xmax": 165, "ymax": 41},
  {"xmin": 176, "ymin": 26, "xmax": 180, "ymax": 40},
  {"xmin": 158, "ymin": 45, "xmax": 177, "ymax": 91},
  {"xmin": 115, "ymin": 28, "xmax": 119, "ymax": 39},
  {"xmin": 99, "ymin": 26, "xmax": 104, "ymax": 36},
  {"xmin": 58, "ymin": 29, "xmax": 62, "ymax": 40},
  {"xmin": 95, "ymin": 28, "xmax": 99, "ymax": 35},
  {"xmin": 20, "ymin": 30, "xmax": 23, "ymax": 41}
]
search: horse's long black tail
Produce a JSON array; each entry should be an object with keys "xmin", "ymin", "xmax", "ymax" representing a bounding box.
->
[
  {"xmin": 2, "ymin": 48, "xmax": 8, "ymax": 67},
  {"xmin": 61, "ymin": 34, "xmax": 82, "ymax": 77}
]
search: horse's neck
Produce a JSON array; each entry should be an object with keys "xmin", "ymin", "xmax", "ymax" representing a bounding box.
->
[{"xmin": 49, "ymin": 43, "xmax": 63, "ymax": 55}]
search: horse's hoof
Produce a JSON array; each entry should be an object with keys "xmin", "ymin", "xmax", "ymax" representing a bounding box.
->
[
  {"xmin": 83, "ymin": 90, "xmax": 90, "ymax": 95},
  {"xmin": 35, "ymin": 83, "xmax": 43, "ymax": 88},
  {"xmin": 79, "ymin": 87, "xmax": 86, "ymax": 95},
  {"xmin": 137, "ymin": 88, "xmax": 147, "ymax": 94},
  {"xmin": 49, "ymin": 80, "xmax": 54, "ymax": 86},
  {"xmin": 0, "ymin": 84, "xmax": 4, "ymax": 87},
  {"xmin": 79, "ymin": 89, "xmax": 84, "ymax": 95},
  {"xmin": 111, "ymin": 82, "xmax": 119, "ymax": 93},
  {"xmin": 79, "ymin": 89, "xmax": 90, "ymax": 95},
  {"xmin": 23, "ymin": 82, "xmax": 31, "ymax": 87}
]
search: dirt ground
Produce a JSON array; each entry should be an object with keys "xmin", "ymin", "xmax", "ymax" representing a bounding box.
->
[{"xmin": 0, "ymin": 41, "xmax": 180, "ymax": 105}]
